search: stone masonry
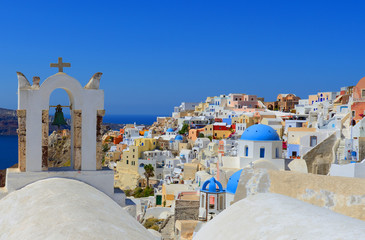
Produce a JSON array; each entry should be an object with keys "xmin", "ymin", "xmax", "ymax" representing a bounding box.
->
[
  {"xmin": 96, "ymin": 110, "xmax": 105, "ymax": 170},
  {"xmin": 41, "ymin": 110, "xmax": 49, "ymax": 170},
  {"xmin": 73, "ymin": 110, "xmax": 82, "ymax": 170},
  {"xmin": 17, "ymin": 110, "xmax": 26, "ymax": 172}
]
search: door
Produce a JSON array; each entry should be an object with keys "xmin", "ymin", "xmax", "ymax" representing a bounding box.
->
[{"xmin": 156, "ymin": 195, "xmax": 162, "ymax": 205}]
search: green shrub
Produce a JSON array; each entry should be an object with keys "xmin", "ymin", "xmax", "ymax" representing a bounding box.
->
[
  {"xmin": 125, "ymin": 186, "xmax": 154, "ymax": 198},
  {"xmin": 150, "ymin": 225, "xmax": 159, "ymax": 231},
  {"xmin": 178, "ymin": 123, "xmax": 189, "ymax": 135},
  {"xmin": 144, "ymin": 218, "xmax": 160, "ymax": 229}
]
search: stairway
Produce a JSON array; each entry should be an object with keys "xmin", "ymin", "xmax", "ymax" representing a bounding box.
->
[
  {"xmin": 336, "ymin": 139, "xmax": 346, "ymax": 164},
  {"xmin": 335, "ymin": 114, "xmax": 351, "ymax": 164},
  {"xmin": 341, "ymin": 116, "xmax": 351, "ymax": 139}
]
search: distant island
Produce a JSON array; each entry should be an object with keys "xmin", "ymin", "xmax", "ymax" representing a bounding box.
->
[{"xmin": 0, "ymin": 108, "xmax": 17, "ymax": 135}]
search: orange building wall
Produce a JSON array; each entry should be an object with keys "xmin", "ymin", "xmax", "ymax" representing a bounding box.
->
[{"xmin": 351, "ymin": 77, "xmax": 365, "ymax": 121}]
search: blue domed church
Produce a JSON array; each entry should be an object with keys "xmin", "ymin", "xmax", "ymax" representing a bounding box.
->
[
  {"xmin": 237, "ymin": 124, "xmax": 285, "ymax": 170},
  {"xmin": 199, "ymin": 177, "xmax": 226, "ymax": 221}
]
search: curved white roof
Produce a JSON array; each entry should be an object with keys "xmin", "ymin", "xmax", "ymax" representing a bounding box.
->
[
  {"xmin": 194, "ymin": 193, "xmax": 365, "ymax": 240},
  {"xmin": 0, "ymin": 178, "xmax": 155, "ymax": 240}
]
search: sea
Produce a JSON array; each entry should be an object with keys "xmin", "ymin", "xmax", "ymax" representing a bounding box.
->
[
  {"xmin": 0, "ymin": 135, "xmax": 18, "ymax": 170},
  {"xmin": 0, "ymin": 114, "xmax": 165, "ymax": 170}
]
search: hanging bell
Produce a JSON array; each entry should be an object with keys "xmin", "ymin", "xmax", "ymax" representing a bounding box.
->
[{"xmin": 52, "ymin": 104, "xmax": 68, "ymax": 127}]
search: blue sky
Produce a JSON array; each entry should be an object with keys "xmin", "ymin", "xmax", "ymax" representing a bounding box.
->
[{"xmin": 1, "ymin": 1, "xmax": 365, "ymax": 115}]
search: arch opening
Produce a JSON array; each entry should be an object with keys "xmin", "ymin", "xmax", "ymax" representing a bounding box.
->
[{"xmin": 46, "ymin": 88, "xmax": 73, "ymax": 169}]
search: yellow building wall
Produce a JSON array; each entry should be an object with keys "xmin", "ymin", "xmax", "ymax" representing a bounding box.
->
[
  {"xmin": 287, "ymin": 127, "xmax": 316, "ymax": 145},
  {"xmin": 118, "ymin": 146, "xmax": 139, "ymax": 173},
  {"xmin": 213, "ymin": 130, "xmax": 232, "ymax": 139},
  {"xmin": 134, "ymin": 138, "xmax": 157, "ymax": 158},
  {"xmin": 105, "ymin": 151, "xmax": 121, "ymax": 162},
  {"xmin": 244, "ymin": 115, "xmax": 255, "ymax": 127},
  {"xmin": 195, "ymin": 102, "xmax": 209, "ymax": 112},
  {"xmin": 203, "ymin": 124, "xmax": 213, "ymax": 136},
  {"xmin": 231, "ymin": 117, "xmax": 242, "ymax": 124},
  {"xmin": 162, "ymin": 184, "xmax": 175, "ymax": 204}
]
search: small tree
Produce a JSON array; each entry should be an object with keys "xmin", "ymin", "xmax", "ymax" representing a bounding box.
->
[
  {"xmin": 198, "ymin": 133, "xmax": 205, "ymax": 138},
  {"xmin": 144, "ymin": 164, "xmax": 155, "ymax": 188},
  {"xmin": 102, "ymin": 144, "xmax": 110, "ymax": 153},
  {"xmin": 178, "ymin": 123, "xmax": 189, "ymax": 135}
]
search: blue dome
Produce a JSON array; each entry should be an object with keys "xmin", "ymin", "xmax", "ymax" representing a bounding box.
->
[
  {"xmin": 201, "ymin": 177, "xmax": 225, "ymax": 193},
  {"xmin": 240, "ymin": 124, "xmax": 280, "ymax": 141},
  {"xmin": 166, "ymin": 128, "xmax": 174, "ymax": 133},
  {"xmin": 226, "ymin": 169, "xmax": 243, "ymax": 194},
  {"xmin": 175, "ymin": 135, "xmax": 183, "ymax": 141}
]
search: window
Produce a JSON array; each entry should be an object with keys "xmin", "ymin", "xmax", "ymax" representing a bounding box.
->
[
  {"xmin": 245, "ymin": 146, "xmax": 248, "ymax": 156},
  {"xmin": 201, "ymin": 194, "xmax": 205, "ymax": 208},
  {"xmin": 219, "ymin": 195, "xmax": 225, "ymax": 210},
  {"xmin": 126, "ymin": 160, "xmax": 129, "ymax": 164},
  {"xmin": 292, "ymin": 151, "xmax": 297, "ymax": 157},
  {"xmin": 310, "ymin": 136, "xmax": 317, "ymax": 147},
  {"xmin": 260, "ymin": 148, "xmax": 265, "ymax": 158},
  {"xmin": 209, "ymin": 195, "xmax": 215, "ymax": 209},
  {"xmin": 275, "ymin": 148, "xmax": 279, "ymax": 158}
]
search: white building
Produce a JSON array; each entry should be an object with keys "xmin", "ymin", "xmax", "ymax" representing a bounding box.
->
[
  {"xmin": 235, "ymin": 123, "xmax": 246, "ymax": 135},
  {"xmin": 194, "ymin": 138, "xmax": 211, "ymax": 149},
  {"xmin": 123, "ymin": 128, "xmax": 141, "ymax": 145},
  {"xmin": 233, "ymin": 124, "xmax": 285, "ymax": 170},
  {"xmin": 179, "ymin": 149, "xmax": 195, "ymax": 164},
  {"xmin": 174, "ymin": 102, "xmax": 199, "ymax": 113}
]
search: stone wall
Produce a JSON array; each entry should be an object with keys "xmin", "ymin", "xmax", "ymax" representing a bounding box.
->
[
  {"xmin": 234, "ymin": 168, "xmax": 365, "ymax": 220},
  {"xmin": 303, "ymin": 133, "xmax": 337, "ymax": 174},
  {"xmin": 358, "ymin": 137, "xmax": 365, "ymax": 162},
  {"xmin": 41, "ymin": 110, "xmax": 49, "ymax": 170},
  {"xmin": 16, "ymin": 110, "xmax": 26, "ymax": 172},
  {"xmin": 73, "ymin": 110, "xmax": 82, "ymax": 170},
  {"xmin": 175, "ymin": 200, "xmax": 199, "ymax": 222},
  {"xmin": 96, "ymin": 110, "xmax": 105, "ymax": 170},
  {"xmin": 0, "ymin": 169, "xmax": 6, "ymax": 187}
]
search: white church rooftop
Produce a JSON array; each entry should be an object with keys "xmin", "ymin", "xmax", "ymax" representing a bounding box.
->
[{"xmin": 0, "ymin": 178, "xmax": 156, "ymax": 240}]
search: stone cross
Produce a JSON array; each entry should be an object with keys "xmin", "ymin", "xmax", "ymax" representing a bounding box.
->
[{"xmin": 50, "ymin": 57, "xmax": 71, "ymax": 72}]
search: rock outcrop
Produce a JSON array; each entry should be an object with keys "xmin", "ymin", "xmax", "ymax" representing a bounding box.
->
[{"xmin": 48, "ymin": 132, "xmax": 71, "ymax": 167}]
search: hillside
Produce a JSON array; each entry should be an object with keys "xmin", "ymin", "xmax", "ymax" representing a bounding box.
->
[{"xmin": 0, "ymin": 108, "xmax": 18, "ymax": 135}]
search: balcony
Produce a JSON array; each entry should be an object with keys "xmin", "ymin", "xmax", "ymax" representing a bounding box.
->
[{"xmin": 353, "ymin": 98, "xmax": 365, "ymax": 102}]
